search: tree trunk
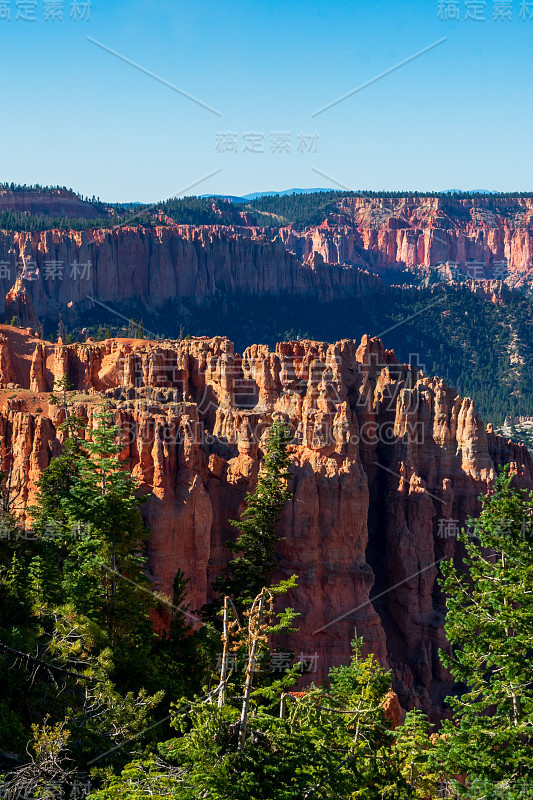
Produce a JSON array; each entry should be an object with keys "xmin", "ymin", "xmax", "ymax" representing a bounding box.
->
[{"xmin": 238, "ymin": 590, "xmax": 265, "ymax": 750}]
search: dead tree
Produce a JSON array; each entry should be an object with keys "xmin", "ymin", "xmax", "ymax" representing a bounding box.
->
[
  {"xmin": 217, "ymin": 596, "xmax": 241, "ymax": 708},
  {"xmin": 238, "ymin": 587, "xmax": 274, "ymax": 751}
]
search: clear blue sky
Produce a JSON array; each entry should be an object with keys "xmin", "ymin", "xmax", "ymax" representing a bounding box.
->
[{"xmin": 2, "ymin": 0, "xmax": 532, "ymax": 201}]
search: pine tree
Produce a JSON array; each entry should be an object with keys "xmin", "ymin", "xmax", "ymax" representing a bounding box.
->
[
  {"xmin": 59, "ymin": 406, "xmax": 152, "ymax": 662},
  {"xmin": 145, "ymin": 569, "xmax": 209, "ymax": 703},
  {"xmin": 57, "ymin": 314, "xmax": 66, "ymax": 343},
  {"xmin": 438, "ymin": 468, "xmax": 533, "ymax": 790},
  {"xmin": 95, "ymin": 635, "xmax": 409, "ymax": 800},
  {"xmin": 0, "ymin": 403, "xmax": 172, "ymax": 771},
  {"xmin": 394, "ymin": 709, "xmax": 440, "ymax": 798}
]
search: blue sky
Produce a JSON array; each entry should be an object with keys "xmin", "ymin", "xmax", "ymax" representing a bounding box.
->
[{"xmin": 1, "ymin": 0, "xmax": 532, "ymax": 201}]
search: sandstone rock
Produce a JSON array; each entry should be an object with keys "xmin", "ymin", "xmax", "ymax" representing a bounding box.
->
[
  {"xmin": 0, "ymin": 326, "xmax": 530, "ymax": 718},
  {"xmin": 0, "ymin": 225, "xmax": 381, "ymax": 326},
  {"xmin": 1, "ymin": 197, "xmax": 533, "ymax": 330},
  {"xmin": 281, "ymin": 196, "xmax": 533, "ymax": 284},
  {"xmin": 382, "ymin": 689, "xmax": 402, "ymax": 728},
  {"xmin": 5, "ymin": 277, "xmax": 40, "ymax": 331},
  {"xmin": 30, "ymin": 343, "xmax": 48, "ymax": 392}
]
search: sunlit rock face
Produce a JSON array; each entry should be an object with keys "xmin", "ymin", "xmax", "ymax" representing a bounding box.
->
[{"xmin": 0, "ymin": 326, "xmax": 530, "ymax": 718}]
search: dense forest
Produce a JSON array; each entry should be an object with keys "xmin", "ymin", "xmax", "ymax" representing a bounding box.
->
[
  {"xmin": 0, "ymin": 404, "xmax": 532, "ymax": 799},
  {"xmin": 0, "ymin": 212, "xmax": 115, "ymax": 233}
]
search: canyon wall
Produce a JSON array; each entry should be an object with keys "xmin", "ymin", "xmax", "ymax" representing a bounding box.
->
[
  {"xmin": 1, "ymin": 196, "xmax": 532, "ymax": 329},
  {"xmin": 0, "ymin": 225, "xmax": 380, "ymax": 326},
  {"xmin": 282, "ymin": 196, "xmax": 533, "ymax": 284},
  {"xmin": 0, "ymin": 326, "xmax": 530, "ymax": 717}
]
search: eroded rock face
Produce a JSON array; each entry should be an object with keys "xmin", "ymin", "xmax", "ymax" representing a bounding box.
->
[
  {"xmin": 1, "ymin": 195, "xmax": 533, "ymax": 327},
  {"xmin": 281, "ymin": 196, "xmax": 533, "ymax": 284},
  {"xmin": 0, "ymin": 326, "xmax": 530, "ymax": 717},
  {"xmin": 5, "ymin": 277, "xmax": 40, "ymax": 331},
  {"xmin": 0, "ymin": 226, "xmax": 381, "ymax": 325}
]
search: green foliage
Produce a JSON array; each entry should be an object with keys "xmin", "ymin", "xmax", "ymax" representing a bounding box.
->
[
  {"xmin": 0, "ymin": 402, "xmax": 207, "ymax": 779},
  {"xmin": 92, "ymin": 636, "xmax": 414, "ymax": 800},
  {"xmin": 247, "ymin": 190, "xmax": 343, "ymax": 229},
  {"xmin": 394, "ymin": 709, "xmax": 440, "ymax": 798},
  {"xmin": 438, "ymin": 468, "xmax": 533, "ymax": 790},
  {"xmin": 160, "ymin": 195, "xmax": 247, "ymax": 226},
  {"xmin": 145, "ymin": 569, "xmax": 211, "ymax": 703},
  {"xmin": 53, "ymin": 407, "xmax": 152, "ymax": 662}
]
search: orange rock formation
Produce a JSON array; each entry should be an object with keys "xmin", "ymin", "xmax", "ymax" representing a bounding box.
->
[{"xmin": 0, "ymin": 326, "xmax": 529, "ymax": 717}]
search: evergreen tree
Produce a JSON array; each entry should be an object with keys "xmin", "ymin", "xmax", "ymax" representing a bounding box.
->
[
  {"xmin": 91, "ymin": 636, "xmax": 411, "ymax": 800},
  {"xmin": 438, "ymin": 468, "xmax": 533, "ymax": 791},
  {"xmin": 394, "ymin": 709, "xmax": 440, "ymax": 798},
  {"xmin": 57, "ymin": 315, "xmax": 66, "ymax": 342},
  {"xmin": 145, "ymin": 569, "xmax": 210, "ymax": 705},
  {"xmin": 58, "ymin": 407, "xmax": 153, "ymax": 668},
  {"xmin": 0, "ymin": 396, "xmax": 214, "ymax": 778}
]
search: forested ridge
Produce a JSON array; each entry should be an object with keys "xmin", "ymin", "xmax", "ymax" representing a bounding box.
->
[{"xmin": 3, "ymin": 187, "xmax": 533, "ymax": 231}]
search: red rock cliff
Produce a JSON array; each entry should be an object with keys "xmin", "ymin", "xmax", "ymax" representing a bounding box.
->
[
  {"xmin": 0, "ymin": 326, "xmax": 530, "ymax": 716},
  {"xmin": 0, "ymin": 225, "xmax": 380, "ymax": 325},
  {"xmin": 280, "ymin": 196, "xmax": 533, "ymax": 286},
  {"xmin": 2, "ymin": 196, "xmax": 533, "ymax": 327}
]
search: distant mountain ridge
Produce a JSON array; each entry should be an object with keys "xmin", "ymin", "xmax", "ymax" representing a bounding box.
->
[{"xmin": 199, "ymin": 188, "xmax": 331, "ymax": 203}]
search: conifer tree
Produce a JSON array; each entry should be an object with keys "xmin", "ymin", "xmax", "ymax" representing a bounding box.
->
[
  {"xmin": 438, "ymin": 468, "xmax": 533, "ymax": 791},
  {"xmin": 59, "ymin": 406, "xmax": 152, "ymax": 663}
]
